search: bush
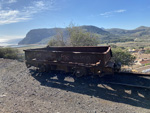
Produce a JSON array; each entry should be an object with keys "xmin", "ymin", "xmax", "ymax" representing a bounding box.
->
[
  {"xmin": 112, "ymin": 48, "xmax": 136, "ymax": 66},
  {"xmin": 0, "ymin": 47, "xmax": 21, "ymax": 60},
  {"xmin": 145, "ymin": 49, "xmax": 150, "ymax": 54},
  {"xmin": 68, "ymin": 26, "xmax": 99, "ymax": 46},
  {"xmin": 48, "ymin": 39, "xmax": 65, "ymax": 46},
  {"xmin": 110, "ymin": 44, "xmax": 117, "ymax": 48},
  {"xmin": 48, "ymin": 24, "xmax": 100, "ymax": 47}
]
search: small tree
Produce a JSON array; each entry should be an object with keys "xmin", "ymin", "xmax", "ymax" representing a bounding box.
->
[
  {"xmin": 48, "ymin": 24, "xmax": 100, "ymax": 47},
  {"xmin": 48, "ymin": 29, "xmax": 66, "ymax": 46},
  {"xmin": 67, "ymin": 25, "xmax": 99, "ymax": 46},
  {"xmin": 48, "ymin": 39, "xmax": 65, "ymax": 46},
  {"xmin": 112, "ymin": 48, "xmax": 136, "ymax": 66}
]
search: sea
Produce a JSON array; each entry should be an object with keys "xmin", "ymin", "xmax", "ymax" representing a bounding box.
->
[
  {"xmin": 0, "ymin": 43, "xmax": 29, "ymax": 48},
  {"xmin": 0, "ymin": 42, "xmax": 47, "ymax": 48}
]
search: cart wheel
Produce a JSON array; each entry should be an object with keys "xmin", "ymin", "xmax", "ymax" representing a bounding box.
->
[{"xmin": 74, "ymin": 67, "xmax": 87, "ymax": 77}]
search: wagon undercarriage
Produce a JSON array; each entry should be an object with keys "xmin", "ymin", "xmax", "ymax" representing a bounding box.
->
[
  {"xmin": 26, "ymin": 59, "xmax": 115, "ymax": 77},
  {"xmin": 24, "ymin": 46, "xmax": 116, "ymax": 77}
]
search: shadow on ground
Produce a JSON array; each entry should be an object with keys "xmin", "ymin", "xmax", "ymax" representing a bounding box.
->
[{"xmin": 30, "ymin": 69, "xmax": 150, "ymax": 109}]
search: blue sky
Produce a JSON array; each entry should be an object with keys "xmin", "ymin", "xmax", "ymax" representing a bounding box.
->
[{"xmin": 0, "ymin": 0, "xmax": 150, "ymax": 42}]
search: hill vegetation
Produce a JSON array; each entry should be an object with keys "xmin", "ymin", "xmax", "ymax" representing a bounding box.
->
[
  {"xmin": 106, "ymin": 26, "xmax": 150, "ymax": 42},
  {"xmin": 111, "ymin": 47, "xmax": 136, "ymax": 66},
  {"xmin": 0, "ymin": 47, "xmax": 21, "ymax": 60},
  {"xmin": 18, "ymin": 25, "xmax": 150, "ymax": 45},
  {"xmin": 48, "ymin": 25, "xmax": 99, "ymax": 46}
]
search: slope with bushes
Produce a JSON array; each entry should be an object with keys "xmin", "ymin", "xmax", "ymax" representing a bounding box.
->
[{"xmin": 0, "ymin": 47, "xmax": 22, "ymax": 60}]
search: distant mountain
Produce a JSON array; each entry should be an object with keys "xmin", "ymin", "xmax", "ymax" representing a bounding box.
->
[
  {"xmin": 106, "ymin": 26, "xmax": 150, "ymax": 37},
  {"xmin": 18, "ymin": 25, "xmax": 112, "ymax": 45},
  {"xmin": 80, "ymin": 25, "xmax": 110, "ymax": 35},
  {"xmin": 18, "ymin": 28, "xmax": 66, "ymax": 44},
  {"xmin": 18, "ymin": 25, "xmax": 150, "ymax": 45}
]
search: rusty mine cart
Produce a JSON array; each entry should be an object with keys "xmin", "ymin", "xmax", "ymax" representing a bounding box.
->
[{"xmin": 24, "ymin": 46, "xmax": 120, "ymax": 77}]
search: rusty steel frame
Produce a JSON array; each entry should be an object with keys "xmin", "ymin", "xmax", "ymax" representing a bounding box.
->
[{"xmin": 24, "ymin": 46, "xmax": 114, "ymax": 75}]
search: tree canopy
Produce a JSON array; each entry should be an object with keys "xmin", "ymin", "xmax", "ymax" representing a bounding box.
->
[
  {"xmin": 48, "ymin": 24, "xmax": 100, "ymax": 47},
  {"xmin": 67, "ymin": 26, "xmax": 99, "ymax": 46}
]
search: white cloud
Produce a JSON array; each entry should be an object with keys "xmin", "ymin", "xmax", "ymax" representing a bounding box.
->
[
  {"xmin": 115, "ymin": 9, "xmax": 126, "ymax": 13},
  {"xmin": 0, "ymin": 10, "xmax": 19, "ymax": 17},
  {"xmin": 35, "ymin": 1, "xmax": 45, "ymax": 7},
  {"xmin": 7, "ymin": 0, "xmax": 17, "ymax": 3},
  {"xmin": 0, "ymin": 0, "xmax": 17, "ymax": 4},
  {"xmin": 100, "ymin": 9, "xmax": 126, "ymax": 17},
  {"xmin": 100, "ymin": 11, "xmax": 112, "ymax": 17},
  {"xmin": 0, "ymin": 0, "xmax": 54, "ymax": 25},
  {"xmin": 0, "ymin": 10, "xmax": 30, "ymax": 25}
]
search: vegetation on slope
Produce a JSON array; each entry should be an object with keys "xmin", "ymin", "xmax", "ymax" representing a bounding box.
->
[
  {"xmin": 48, "ymin": 25, "xmax": 100, "ymax": 47},
  {"xmin": 0, "ymin": 47, "xmax": 22, "ymax": 60},
  {"xmin": 111, "ymin": 47, "xmax": 136, "ymax": 66}
]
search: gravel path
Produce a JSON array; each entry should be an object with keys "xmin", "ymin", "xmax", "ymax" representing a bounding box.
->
[{"xmin": 0, "ymin": 58, "xmax": 150, "ymax": 113}]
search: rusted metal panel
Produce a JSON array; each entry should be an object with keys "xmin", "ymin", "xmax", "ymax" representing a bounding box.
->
[{"xmin": 24, "ymin": 46, "xmax": 113, "ymax": 74}]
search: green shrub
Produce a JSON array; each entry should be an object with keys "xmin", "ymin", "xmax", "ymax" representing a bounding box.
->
[
  {"xmin": 0, "ymin": 47, "xmax": 21, "ymax": 60},
  {"xmin": 48, "ymin": 24, "xmax": 100, "ymax": 47},
  {"xmin": 48, "ymin": 39, "xmax": 65, "ymax": 46},
  {"xmin": 145, "ymin": 49, "xmax": 150, "ymax": 54},
  {"xmin": 68, "ymin": 26, "xmax": 99, "ymax": 46},
  {"xmin": 112, "ymin": 48, "xmax": 136, "ymax": 66}
]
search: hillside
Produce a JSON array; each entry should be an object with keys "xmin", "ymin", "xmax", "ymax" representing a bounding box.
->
[
  {"xmin": 18, "ymin": 28, "xmax": 66, "ymax": 44},
  {"xmin": 80, "ymin": 25, "xmax": 109, "ymax": 35},
  {"xmin": 18, "ymin": 26, "xmax": 112, "ymax": 45},
  {"xmin": 106, "ymin": 26, "xmax": 150, "ymax": 38},
  {"xmin": 18, "ymin": 25, "xmax": 150, "ymax": 45}
]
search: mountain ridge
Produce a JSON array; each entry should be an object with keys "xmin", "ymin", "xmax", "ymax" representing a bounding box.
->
[{"xmin": 18, "ymin": 25, "xmax": 150, "ymax": 45}]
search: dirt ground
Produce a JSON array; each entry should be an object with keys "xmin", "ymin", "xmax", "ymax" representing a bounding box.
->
[{"xmin": 0, "ymin": 58, "xmax": 150, "ymax": 113}]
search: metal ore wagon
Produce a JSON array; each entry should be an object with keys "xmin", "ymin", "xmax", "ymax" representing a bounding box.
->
[{"xmin": 24, "ymin": 46, "xmax": 119, "ymax": 77}]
